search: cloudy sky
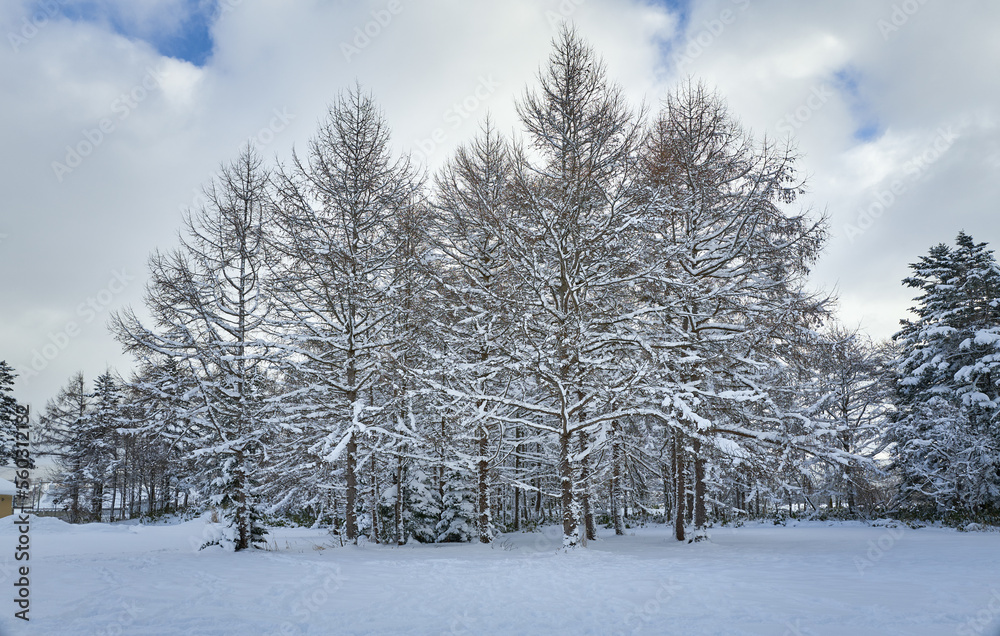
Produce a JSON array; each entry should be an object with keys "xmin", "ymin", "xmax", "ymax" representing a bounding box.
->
[{"xmin": 1, "ymin": 0, "xmax": 998, "ymax": 410}]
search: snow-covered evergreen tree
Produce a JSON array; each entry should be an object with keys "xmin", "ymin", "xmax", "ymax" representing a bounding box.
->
[
  {"xmin": 402, "ymin": 465, "xmax": 440, "ymax": 543},
  {"xmin": 38, "ymin": 372, "xmax": 91, "ymax": 523},
  {"xmin": 436, "ymin": 467, "xmax": 475, "ymax": 542},
  {"xmin": 891, "ymin": 232, "xmax": 1000, "ymax": 515},
  {"xmin": 0, "ymin": 361, "xmax": 22, "ymax": 466}
]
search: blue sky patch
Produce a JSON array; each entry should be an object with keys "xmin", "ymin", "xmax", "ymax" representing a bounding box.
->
[
  {"xmin": 833, "ymin": 66, "xmax": 882, "ymax": 142},
  {"xmin": 32, "ymin": 0, "xmax": 215, "ymax": 66}
]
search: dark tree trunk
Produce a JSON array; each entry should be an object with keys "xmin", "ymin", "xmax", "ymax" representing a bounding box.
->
[
  {"xmin": 673, "ymin": 434, "xmax": 685, "ymax": 542},
  {"xmin": 611, "ymin": 420, "xmax": 624, "ymax": 535},
  {"xmin": 477, "ymin": 425, "xmax": 491, "ymax": 543},
  {"xmin": 345, "ymin": 433, "xmax": 358, "ymax": 542},
  {"xmin": 559, "ymin": 431, "xmax": 577, "ymax": 546},
  {"xmin": 578, "ymin": 431, "xmax": 597, "ymax": 541},
  {"xmin": 395, "ymin": 455, "xmax": 404, "ymax": 545},
  {"xmin": 370, "ymin": 455, "xmax": 380, "ymax": 544},
  {"xmin": 513, "ymin": 426, "xmax": 521, "ymax": 531}
]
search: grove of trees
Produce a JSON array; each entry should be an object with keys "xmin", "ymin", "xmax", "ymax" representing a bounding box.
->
[{"xmin": 20, "ymin": 27, "xmax": 999, "ymax": 549}]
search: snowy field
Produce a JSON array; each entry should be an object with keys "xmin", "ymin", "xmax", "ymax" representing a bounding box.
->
[{"xmin": 0, "ymin": 516, "xmax": 998, "ymax": 636}]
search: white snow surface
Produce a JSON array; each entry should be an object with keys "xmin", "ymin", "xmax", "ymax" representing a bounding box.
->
[{"xmin": 0, "ymin": 516, "xmax": 998, "ymax": 635}]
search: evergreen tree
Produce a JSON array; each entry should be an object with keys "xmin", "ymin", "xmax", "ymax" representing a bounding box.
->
[
  {"xmin": 891, "ymin": 232, "xmax": 1000, "ymax": 514},
  {"xmin": 82, "ymin": 371, "xmax": 123, "ymax": 521},
  {"xmin": 436, "ymin": 467, "xmax": 475, "ymax": 543},
  {"xmin": 38, "ymin": 372, "xmax": 91, "ymax": 523},
  {"xmin": 0, "ymin": 361, "xmax": 22, "ymax": 466}
]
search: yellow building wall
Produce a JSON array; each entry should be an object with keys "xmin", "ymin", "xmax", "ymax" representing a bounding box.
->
[{"xmin": 0, "ymin": 495, "xmax": 12, "ymax": 519}]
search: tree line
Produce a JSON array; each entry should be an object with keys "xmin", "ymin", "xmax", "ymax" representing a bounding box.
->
[{"xmin": 10, "ymin": 27, "xmax": 997, "ymax": 550}]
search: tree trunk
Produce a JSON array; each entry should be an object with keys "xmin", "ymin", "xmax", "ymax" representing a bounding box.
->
[
  {"xmin": 91, "ymin": 481, "xmax": 104, "ymax": 522},
  {"xmin": 513, "ymin": 426, "xmax": 521, "ymax": 531},
  {"xmin": 395, "ymin": 455, "xmax": 404, "ymax": 545},
  {"xmin": 673, "ymin": 434, "xmax": 685, "ymax": 542},
  {"xmin": 662, "ymin": 461, "xmax": 671, "ymax": 523},
  {"xmin": 477, "ymin": 424, "xmax": 491, "ymax": 543},
  {"xmin": 611, "ymin": 420, "xmax": 624, "ymax": 535},
  {"xmin": 109, "ymin": 471, "xmax": 118, "ymax": 523},
  {"xmin": 233, "ymin": 449, "xmax": 249, "ymax": 551},
  {"xmin": 578, "ymin": 431, "xmax": 597, "ymax": 541},
  {"xmin": 370, "ymin": 455, "xmax": 380, "ymax": 544},
  {"xmin": 345, "ymin": 433, "xmax": 358, "ymax": 543},
  {"xmin": 694, "ymin": 438, "xmax": 706, "ymax": 532},
  {"xmin": 559, "ymin": 431, "xmax": 578, "ymax": 547},
  {"xmin": 534, "ymin": 477, "xmax": 543, "ymax": 521}
]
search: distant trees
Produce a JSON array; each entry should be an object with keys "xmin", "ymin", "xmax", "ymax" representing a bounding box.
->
[{"xmin": 803, "ymin": 327, "xmax": 894, "ymax": 514}]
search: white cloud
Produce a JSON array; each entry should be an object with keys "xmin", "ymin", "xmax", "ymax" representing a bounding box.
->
[{"xmin": 1, "ymin": 0, "xmax": 998, "ymax": 408}]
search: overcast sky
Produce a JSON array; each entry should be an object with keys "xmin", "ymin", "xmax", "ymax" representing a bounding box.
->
[{"xmin": 1, "ymin": 0, "xmax": 998, "ymax": 411}]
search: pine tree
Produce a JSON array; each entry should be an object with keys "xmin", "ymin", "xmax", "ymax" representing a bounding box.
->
[
  {"xmin": 402, "ymin": 465, "xmax": 440, "ymax": 543},
  {"xmin": 38, "ymin": 372, "xmax": 91, "ymax": 523},
  {"xmin": 81, "ymin": 371, "xmax": 123, "ymax": 521},
  {"xmin": 436, "ymin": 467, "xmax": 475, "ymax": 543},
  {"xmin": 0, "ymin": 361, "xmax": 22, "ymax": 466},
  {"xmin": 891, "ymin": 232, "xmax": 1000, "ymax": 514}
]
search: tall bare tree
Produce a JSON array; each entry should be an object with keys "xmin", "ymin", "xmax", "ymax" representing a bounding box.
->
[
  {"xmin": 113, "ymin": 145, "xmax": 276, "ymax": 550},
  {"xmin": 267, "ymin": 84, "xmax": 421, "ymax": 544}
]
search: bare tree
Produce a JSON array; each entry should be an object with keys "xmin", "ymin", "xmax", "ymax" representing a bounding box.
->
[
  {"xmin": 267, "ymin": 84, "xmax": 421, "ymax": 544},
  {"xmin": 113, "ymin": 145, "xmax": 276, "ymax": 550}
]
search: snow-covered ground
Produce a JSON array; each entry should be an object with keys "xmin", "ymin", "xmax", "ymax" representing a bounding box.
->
[{"xmin": 0, "ymin": 516, "xmax": 997, "ymax": 636}]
